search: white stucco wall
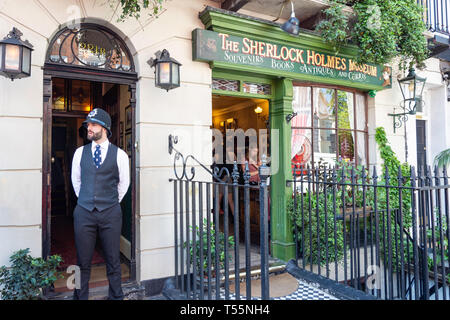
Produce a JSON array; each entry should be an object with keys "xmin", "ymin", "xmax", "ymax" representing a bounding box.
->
[
  {"xmin": 370, "ymin": 57, "xmax": 449, "ymax": 172},
  {"xmin": 0, "ymin": 0, "xmax": 217, "ymax": 284}
]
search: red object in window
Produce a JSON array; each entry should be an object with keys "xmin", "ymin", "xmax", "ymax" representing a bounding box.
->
[{"xmin": 291, "ymin": 153, "xmax": 308, "ymax": 176}]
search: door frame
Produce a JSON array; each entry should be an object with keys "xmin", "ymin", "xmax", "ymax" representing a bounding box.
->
[
  {"xmin": 42, "ymin": 66, "xmax": 138, "ymax": 281},
  {"xmin": 416, "ymin": 119, "xmax": 427, "ymax": 172}
]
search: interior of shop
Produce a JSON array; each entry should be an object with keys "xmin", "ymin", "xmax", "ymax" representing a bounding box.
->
[
  {"xmin": 49, "ymin": 78, "xmax": 132, "ymax": 291},
  {"xmin": 212, "ymin": 94, "xmax": 270, "ymax": 244}
]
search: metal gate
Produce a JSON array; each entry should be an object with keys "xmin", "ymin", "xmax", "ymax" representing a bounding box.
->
[
  {"xmin": 166, "ymin": 135, "xmax": 271, "ymax": 300},
  {"xmin": 288, "ymin": 163, "xmax": 450, "ymax": 300}
]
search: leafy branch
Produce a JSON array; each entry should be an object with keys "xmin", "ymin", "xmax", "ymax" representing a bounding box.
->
[
  {"xmin": 110, "ymin": 0, "xmax": 167, "ymax": 22},
  {"xmin": 316, "ymin": 0, "xmax": 429, "ymax": 70}
]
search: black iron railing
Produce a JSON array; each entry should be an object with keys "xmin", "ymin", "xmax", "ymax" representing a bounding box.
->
[
  {"xmin": 288, "ymin": 164, "xmax": 450, "ymax": 300},
  {"xmin": 166, "ymin": 135, "xmax": 271, "ymax": 300},
  {"xmin": 418, "ymin": 0, "xmax": 449, "ymax": 35}
]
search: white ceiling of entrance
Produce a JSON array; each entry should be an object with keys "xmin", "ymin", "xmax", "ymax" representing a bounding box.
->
[{"xmin": 213, "ymin": 0, "xmax": 340, "ymax": 22}]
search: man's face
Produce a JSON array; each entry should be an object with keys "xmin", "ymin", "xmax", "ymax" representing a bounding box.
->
[{"xmin": 87, "ymin": 122, "xmax": 105, "ymax": 141}]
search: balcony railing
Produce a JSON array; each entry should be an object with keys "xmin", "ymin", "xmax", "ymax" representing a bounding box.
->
[{"xmin": 418, "ymin": 0, "xmax": 450, "ymax": 36}]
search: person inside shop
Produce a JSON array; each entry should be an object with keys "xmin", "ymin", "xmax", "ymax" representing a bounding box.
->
[
  {"xmin": 71, "ymin": 108, "xmax": 130, "ymax": 300},
  {"xmin": 211, "ymin": 143, "xmax": 237, "ymax": 217},
  {"xmin": 240, "ymin": 144, "xmax": 262, "ymax": 185}
]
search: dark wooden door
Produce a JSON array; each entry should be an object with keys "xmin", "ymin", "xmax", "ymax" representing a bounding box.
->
[{"xmin": 416, "ymin": 120, "xmax": 427, "ymax": 172}]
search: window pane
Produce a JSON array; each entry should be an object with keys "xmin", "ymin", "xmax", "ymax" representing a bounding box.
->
[
  {"xmin": 313, "ymin": 88, "xmax": 335, "ymax": 129},
  {"xmin": 356, "ymin": 131, "xmax": 367, "ymax": 167},
  {"xmin": 356, "ymin": 94, "xmax": 366, "ymax": 130},
  {"xmin": 337, "ymin": 90, "xmax": 354, "ymax": 130},
  {"xmin": 291, "ymin": 128, "xmax": 312, "ymax": 169},
  {"xmin": 52, "ymin": 78, "xmax": 66, "ymax": 110},
  {"xmin": 5, "ymin": 44, "xmax": 20, "ymax": 70},
  {"xmin": 0, "ymin": 44, "xmax": 3, "ymax": 69},
  {"xmin": 337, "ymin": 130, "xmax": 355, "ymax": 163},
  {"xmin": 22, "ymin": 47, "xmax": 31, "ymax": 74},
  {"xmin": 292, "ymin": 86, "xmax": 311, "ymax": 126},
  {"xmin": 313, "ymin": 129, "xmax": 336, "ymax": 165},
  {"xmin": 71, "ymin": 79, "xmax": 91, "ymax": 112}
]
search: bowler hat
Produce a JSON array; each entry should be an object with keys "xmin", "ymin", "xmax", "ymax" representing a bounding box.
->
[{"xmin": 83, "ymin": 108, "xmax": 112, "ymax": 138}]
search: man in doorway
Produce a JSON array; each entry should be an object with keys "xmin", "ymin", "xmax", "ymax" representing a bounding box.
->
[{"xmin": 71, "ymin": 108, "xmax": 130, "ymax": 300}]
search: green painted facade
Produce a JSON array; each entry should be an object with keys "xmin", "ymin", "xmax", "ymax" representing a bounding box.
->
[{"xmin": 199, "ymin": 6, "xmax": 389, "ymax": 262}]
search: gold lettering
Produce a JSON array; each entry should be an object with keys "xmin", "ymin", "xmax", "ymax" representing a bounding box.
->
[
  {"xmin": 259, "ymin": 42, "xmax": 266, "ymax": 57},
  {"xmin": 307, "ymin": 50, "xmax": 315, "ymax": 65},
  {"xmin": 296, "ymin": 49, "xmax": 304, "ymax": 64},
  {"xmin": 288, "ymin": 48, "xmax": 296, "ymax": 62},
  {"xmin": 219, "ymin": 33, "xmax": 230, "ymax": 51},
  {"xmin": 340, "ymin": 58, "xmax": 347, "ymax": 71}
]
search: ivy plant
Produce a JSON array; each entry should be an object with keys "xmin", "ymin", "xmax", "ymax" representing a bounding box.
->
[
  {"xmin": 110, "ymin": 0, "xmax": 167, "ymax": 22},
  {"xmin": 316, "ymin": 0, "xmax": 429, "ymax": 70}
]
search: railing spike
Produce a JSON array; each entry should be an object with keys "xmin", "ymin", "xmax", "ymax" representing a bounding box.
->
[{"xmin": 232, "ymin": 160, "xmax": 239, "ymax": 184}]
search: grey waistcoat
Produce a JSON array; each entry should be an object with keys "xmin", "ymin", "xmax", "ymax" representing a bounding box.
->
[{"xmin": 77, "ymin": 142, "xmax": 119, "ymax": 212}]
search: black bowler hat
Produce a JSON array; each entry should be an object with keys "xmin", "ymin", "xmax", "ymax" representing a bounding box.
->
[{"xmin": 83, "ymin": 108, "xmax": 112, "ymax": 138}]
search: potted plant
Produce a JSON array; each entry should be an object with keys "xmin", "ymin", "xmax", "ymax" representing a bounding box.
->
[
  {"xmin": 0, "ymin": 248, "xmax": 63, "ymax": 300},
  {"xmin": 183, "ymin": 219, "xmax": 235, "ymax": 289}
]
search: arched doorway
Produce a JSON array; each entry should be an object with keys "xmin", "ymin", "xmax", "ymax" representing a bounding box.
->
[{"xmin": 42, "ymin": 23, "xmax": 138, "ymax": 290}]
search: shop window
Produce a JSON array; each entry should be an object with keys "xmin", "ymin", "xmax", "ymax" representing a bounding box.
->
[{"xmin": 291, "ymin": 85, "xmax": 368, "ymax": 170}]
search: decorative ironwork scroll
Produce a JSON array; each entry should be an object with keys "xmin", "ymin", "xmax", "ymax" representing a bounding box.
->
[{"xmin": 46, "ymin": 24, "xmax": 134, "ymax": 73}]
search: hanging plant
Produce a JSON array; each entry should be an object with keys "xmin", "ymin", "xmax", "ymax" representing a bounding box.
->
[
  {"xmin": 109, "ymin": 0, "xmax": 167, "ymax": 22},
  {"xmin": 316, "ymin": 0, "xmax": 429, "ymax": 70}
]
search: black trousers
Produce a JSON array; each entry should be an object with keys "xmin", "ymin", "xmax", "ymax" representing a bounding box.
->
[{"xmin": 72, "ymin": 203, "xmax": 124, "ymax": 300}]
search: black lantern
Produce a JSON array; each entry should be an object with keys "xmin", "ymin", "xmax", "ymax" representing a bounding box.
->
[
  {"xmin": 147, "ymin": 49, "xmax": 181, "ymax": 91},
  {"xmin": 0, "ymin": 27, "xmax": 33, "ymax": 80},
  {"xmin": 389, "ymin": 68, "xmax": 427, "ymax": 133}
]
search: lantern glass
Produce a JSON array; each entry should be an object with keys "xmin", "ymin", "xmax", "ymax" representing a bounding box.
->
[
  {"xmin": 0, "ymin": 44, "xmax": 3, "ymax": 70},
  {"xmin": 22, "ymin": 47, "xmax": 31, "ymax": 74},
  {"xmin": 158, "ymin": 62, "xmax": 171, "ymax": 84},
  {"xmin": 171, "ymin": 63, "xmax": 179, "ymax": 85},
  {"xmin": 5, "ymin": 44, "xmax": 20, "ymax": 70}
]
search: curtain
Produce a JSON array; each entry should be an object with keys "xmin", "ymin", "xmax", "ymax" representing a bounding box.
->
[
  {"xmin": 291, "ymin": 86, "xmax": 311, "ymax": 160},
  {"xmin": 356, "ymin": 94, "xmax": 366, "ymax": 165}
]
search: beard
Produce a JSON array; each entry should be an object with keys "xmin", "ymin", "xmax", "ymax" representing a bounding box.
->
[{"xmin": 87, "ymin": 130, "xmax": 103, "ymax": 141}]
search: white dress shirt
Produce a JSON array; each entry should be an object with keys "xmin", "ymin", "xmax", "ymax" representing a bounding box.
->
[{"xmin": 71, "ymin": 139, "xmax": 130, "ymax": 203}]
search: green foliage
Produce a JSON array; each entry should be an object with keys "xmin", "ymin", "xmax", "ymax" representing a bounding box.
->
[
  {"xmin": 288, "ymin": 189, "xmax": 345, "ymax": 266},
  {"xmin": 110, "ymin": 0, "xmax": 167, "ymax": 22},
  {"xmin": 183, "ymin": 219, "xmax": 235, "ymax": 276},
  {"xmin": 434, "ymin": 148, "xmax": 450, "ymax": 170},
  {"xmin": 0, "ymin": 249, "xmax": 63, "ymax": 300},
  {"xmin": 317, "ymin": 0, "xmax": 429, "ymax": 69},
  {"xmin": 374, "ymin": 127, "xmax": 413, "ymax": 271}
]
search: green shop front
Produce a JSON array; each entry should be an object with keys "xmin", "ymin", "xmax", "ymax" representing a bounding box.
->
[{"xmin": 194, "ymin": 7, "xmax": 391, "ymax": 262}]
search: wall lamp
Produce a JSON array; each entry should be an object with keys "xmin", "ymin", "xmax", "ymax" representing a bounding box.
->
[
  {"xmin": 148, "ymin": 49, "xmax": 181, "ymax": 91},
  {"xmin": 274, "ymin": 1, "xmax": 300, "ymax": 36},
  {"xmin": 0, "ymin": 27, "xmax": 33, "ymax": 80}
]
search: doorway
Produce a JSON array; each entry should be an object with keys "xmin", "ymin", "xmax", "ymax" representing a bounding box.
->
[
  {"xmin": 45, "ymin": 77, "xmax": 135, "ymax": 291},
  {"xmin": 416, "ymin": 119, "xmax": 427, "ymax": 171},
  {"xmin": 211, "ymin": 94, "xmax": 270, "ymax": 245}
]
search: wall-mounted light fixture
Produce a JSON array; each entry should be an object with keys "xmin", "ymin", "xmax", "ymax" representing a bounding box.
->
[
  {"xmin": 286, "ymin": 111, "xmax": 298, "ymax": 123},
  {"xmin": 0, "ymin": 27, "xmax": 33, "ymax": 80},
  {"xmin": 388, "ymin": 68, "xmax": 426, "ymax": 133},
  {"xmin": 278, "ymin": 1, "xmax": 300, "ymax": 36},
  {"xmin": 147, "ymin": 49, "xmax": 181, "ymax": 91}
]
